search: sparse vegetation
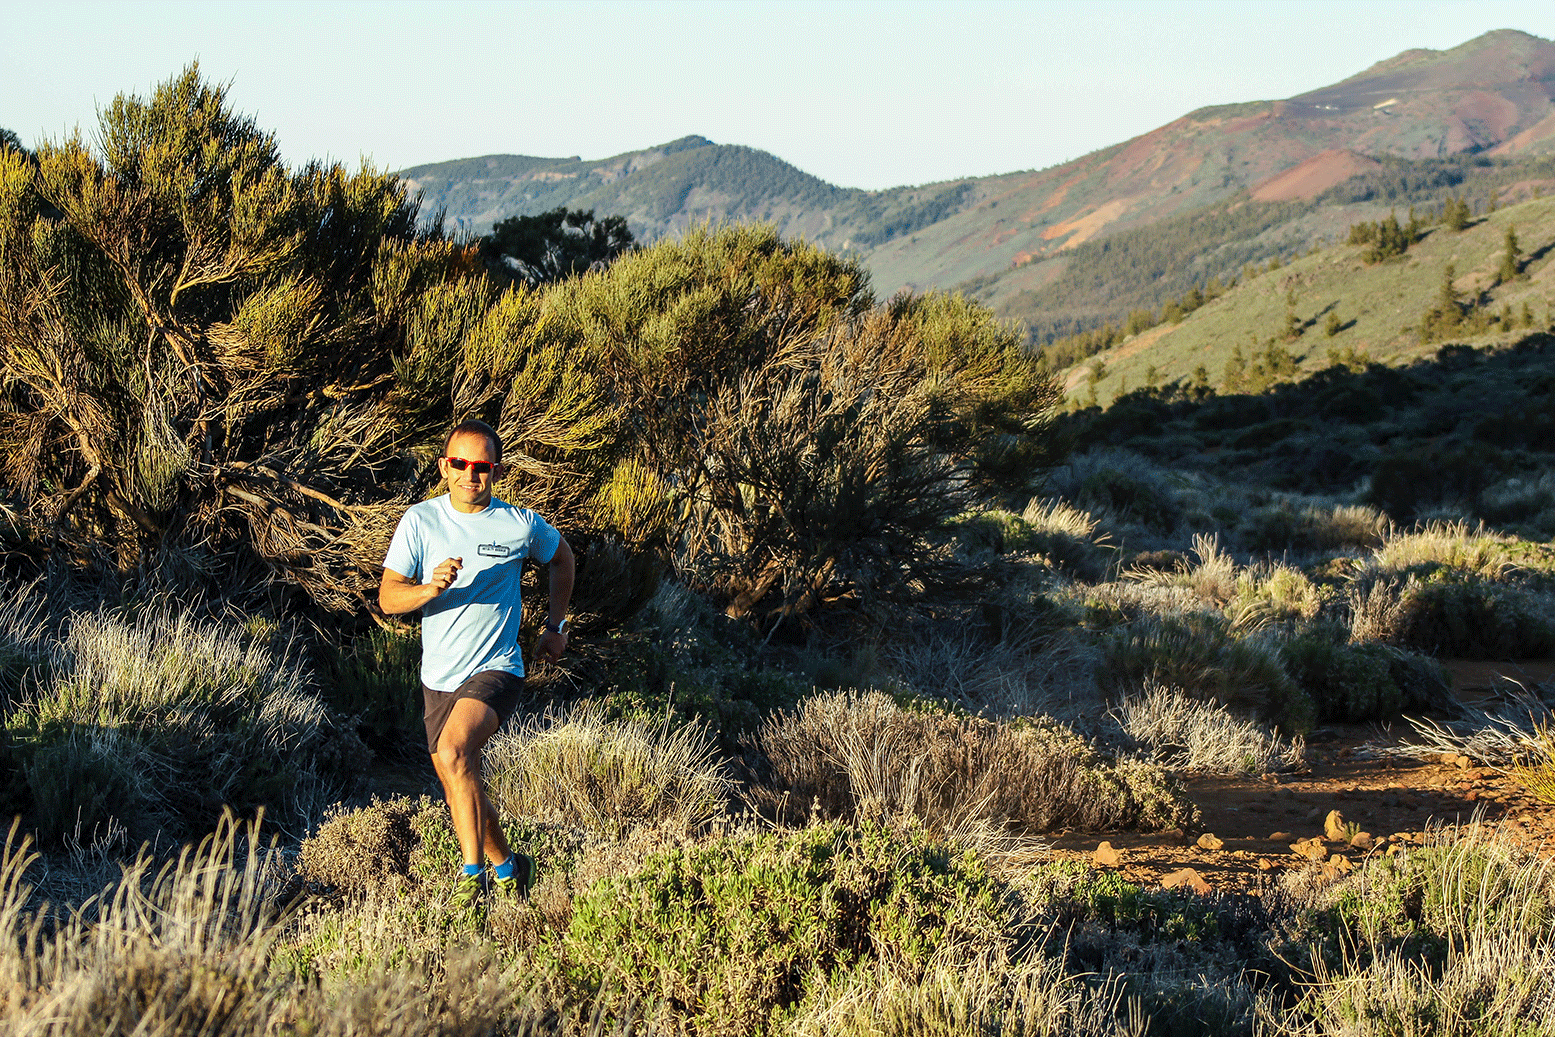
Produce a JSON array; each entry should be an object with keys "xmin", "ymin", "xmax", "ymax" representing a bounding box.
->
[{"xmin": 9, "ymin": 62, "xmax": 1555, "ymax": 1037}]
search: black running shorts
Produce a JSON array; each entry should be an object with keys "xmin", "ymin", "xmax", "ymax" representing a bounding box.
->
[{"xmin": 423, "ymin": 670, "xmax": 525, "ymax": 753}]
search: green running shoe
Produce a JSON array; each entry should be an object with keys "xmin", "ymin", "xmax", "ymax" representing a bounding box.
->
[
  {"xmin": 492, "ymin": 853, "xmax": 536, "ymax": 900},
  {"xmin": 449, "ymin": 871, "xmax": 484, "ymax": 909}
]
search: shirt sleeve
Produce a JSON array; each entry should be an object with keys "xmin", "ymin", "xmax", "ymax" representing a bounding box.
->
[
  {"xmin": 528, "ymin": 511, "xmax": 562, "ymax": 564},
  {"xmin": 383, "ymin": 511, "xmax": 422, "ymax": 580}
]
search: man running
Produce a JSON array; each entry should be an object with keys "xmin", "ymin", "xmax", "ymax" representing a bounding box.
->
[{"xmin": 379, "ymin": 419, "xmax": 574, "ymax": 905}]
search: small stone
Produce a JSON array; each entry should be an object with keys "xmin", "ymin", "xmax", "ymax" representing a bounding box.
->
[
  {"xmin": 1162, "ymin": 868, "xmax": 1211, "ymax": 894},
  {"xmin": 1328, "ymin": 854, "xmax": 1354, "ymax": 874},
  {"xmin": 1269, "ymin": 831, "xmax": 1294, "ymax": 842},
  {"xmin": 1324, "ymin": 810, "xmax": 1348, "ymax": 842},
  {"xmin": 1350, "ymin": 832, "xmax": 1375, "ymax": 851},
  {"xmin": 1464, "ymin": 790, "xmax": 1479, "ymax": 802},
  {"xmin": 1093, "ymin": 841, "xmax": 1122, "ymax": 868},
  {"xmin": 1456, "ymin": 755, "xmax": 1473, "ymax": 768},
  {"xmin": 1196, "ymin": 832, "xmax": 1224, "ymax": 851},
  {"xmin": 1386, "ymin": 843, "xmax": 1403, "ymax": 857},
  {"xmin": 1258, "ymin": 858, "xmax": 1275, "ymax": 871},
  {"xmin": 1292, "ymin": 838, "xmax": 1328, "ymax": 861}
]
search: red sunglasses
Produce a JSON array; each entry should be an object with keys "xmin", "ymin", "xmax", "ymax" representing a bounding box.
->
[{"xmin": 444, "ymin": 456, "xmax": 498, "ymax": 474}]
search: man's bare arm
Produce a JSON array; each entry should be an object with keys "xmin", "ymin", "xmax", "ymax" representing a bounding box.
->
[
  {"xmin": 535, "ymin": 537, "xmax": 575, "ymax": 664},
  {"xmin": 379, "ymin": 557, "xmax": 462, "ymax": 615}
]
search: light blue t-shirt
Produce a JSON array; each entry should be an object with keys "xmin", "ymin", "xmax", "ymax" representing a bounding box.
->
[{"xmin": 383, "ymin": 495, "xmax": 561, "ymax": 691}]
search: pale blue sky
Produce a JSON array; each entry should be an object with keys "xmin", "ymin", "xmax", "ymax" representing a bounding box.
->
[{"xmin": 4, "ymin": 1, "xmax": 1555, "ymax": 190}]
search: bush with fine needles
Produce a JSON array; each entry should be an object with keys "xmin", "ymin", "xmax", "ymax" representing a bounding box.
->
[
  {"xmin": 752, "ymin": 689, "xmax": 1197, "ymax": 838},
  {"xmin": 1098, "ymin": 611, "xmax": 1313, "ymax": 734},
  {"xmin": 2, "ymin": 607, "xmax": 367, "ymax": 846},
  {"xmin": 484, "ymin": 702, "xmax": 733, "ymax": 838}
]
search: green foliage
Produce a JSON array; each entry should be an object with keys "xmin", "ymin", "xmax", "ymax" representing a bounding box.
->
[
  {"xmin": 1351, "ymin": 570, "xmax": 1555, "ymax": 659},
  {"xmin": 1347, "ymin": 210, "xmax": 1424, "ymax": 264},
  {"xmin": 1441, "ymin": 195, "xmax": 1472, "ymax": 231},
  {"xmin": 481, "ymin": 206, "xmax": 634, "ymax": 287},
  {"xmin": 1498, "ymin": 223, "xmax": 1523, "ymax": 284},
  {"xmin": 1099, "ymin": 613, "xmax": 1314, "ymax": 733},
  {"xmin": 541, "ymin": 821, "xmax": 1011, "ymax": 1037},
  {"xmin": 1280, "ymin": 630, "xmax": 1423, "ymax": 722},
  {"xmin": 312, "ymin": 623, "xmax": 422, "ymax": 747}
]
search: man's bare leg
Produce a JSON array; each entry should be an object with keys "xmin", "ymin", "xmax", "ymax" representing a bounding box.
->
[{"xmin": 432, "ymin": 697, "xmax": 513, "ymax": 869}]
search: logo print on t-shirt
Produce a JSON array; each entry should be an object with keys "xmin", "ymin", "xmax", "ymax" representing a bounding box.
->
[{"xmin": 478, "ymin": 542, "xmax": 511, "ymax": 558}]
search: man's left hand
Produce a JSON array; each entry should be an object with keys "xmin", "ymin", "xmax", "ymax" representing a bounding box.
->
[{"xmin": 536, "ymin": 630, "xmax": 568, "ymax": 666}]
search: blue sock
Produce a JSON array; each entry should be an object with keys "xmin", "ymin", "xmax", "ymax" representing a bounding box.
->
[
  {"xmin": 461, "ymin": 863, "xmax": 481, "ymax": 878},
  {"xmin": 492, "ymin": 855, "xmax": 516, "ymax": 881}
]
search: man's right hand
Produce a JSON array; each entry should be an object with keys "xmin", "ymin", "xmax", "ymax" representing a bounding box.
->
[
  {"xmin": 429, "ymin": 557, "xmax": 463, "ymax": 595},
  {"xmin": 379, "ymin": 558, "xmax": 462, "ymax": 615}
]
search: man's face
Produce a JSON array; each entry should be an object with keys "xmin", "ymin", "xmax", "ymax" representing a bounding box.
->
[{"xmin": 439, "ymin": 432, "xmax": 502, "ymax": 513}]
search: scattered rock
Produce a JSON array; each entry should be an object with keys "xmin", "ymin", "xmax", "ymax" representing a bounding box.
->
[
  {"xmin": 1094, "ymin": 841, "xmax": 1122, "ymax": 868},
  {"xmin": 1386, "ymin": 842, "xmax": 1404, "ymax": 857},
  {"xmin": 1349, "ymin": 831, "xmax": 1375, "ymax": 851},
  {"xmin": 1162, "ymin": 868, "xmax": 1211, "ymax": 894},
  {"xmin": 1196, "ymin": 833, "xmax": 1224, "ymax": 851},
  {"xmin": 1258, "ymin": 858, "xmax": 1276, "ymax": 872},
  {"xmin": 1465, "ymin": 790, "xmax": 1479, "ymax": 802},
  {"xmin": 1291, "ymin": 838, "xmax": 1328, "ymax": 861},
  {"xmin": 1324, "ymin": 810, "xmax": 1348, "ymax": 842},
  {"xmin": 1456, "ymin": 755, "xmax": 1473, "ymax": 769},
  {"xmin": 1269, "ymin": 831, "xmax": 1294, "ymax": 842},
  {"xmin": 1327, "ymin": 854, "xmax": 1353, "ymax": 873}
]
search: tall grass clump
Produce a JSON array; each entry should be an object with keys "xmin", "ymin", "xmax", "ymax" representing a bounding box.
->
[
  {"xmin": 2, "ymin": 607, "xmax": 368, "ymax": 846},
  {"xmin": 1236, "ymin": 500, "xmax": 1390, "ymax": 554},
  {"xmin": 484, "ymin": 702, "xmax": 733, "ymax": 838},
  {"xmin": 1366, "ymin": 520, "xmax": 1521, "ymax": 580},
  {"xmin": 1124, "ymin": 534, "xmax": 1238, "ymax": 606},
  {"xmin": 1291, "ymin": 818, "xmax": 1555, "ymax": 1035},
  {"xmin": 752, "ymin": 689, "xmax": 1197, "ymax": 838},
  {"xmin": 1111, "ymin": 682, "xmax": 1304, "ymax": 774}
]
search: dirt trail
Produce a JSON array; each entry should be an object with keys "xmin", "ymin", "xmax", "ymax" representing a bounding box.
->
[{"xmin": 1048, "ymin": 659, "xmax": 1555, "ymax": 891}]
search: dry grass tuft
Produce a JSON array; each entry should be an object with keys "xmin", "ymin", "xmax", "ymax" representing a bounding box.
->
[
  {"xmin": 1124, "ymin": 533, "xmax": 1237, "ymax": 606},
  {"xmin": 1111, "ymin": 682, "xmax": 1305, "ymax": 774},
  {"xmin": 484, "ymin": 702, "xmax": 733, "ymax": 838},
  {"xmin": 1367, "ymin": 520, "xmax": 1520, "ymax": 580},
  {"xmin": 752, "ymin": 689, "xmax": 1198, "ymax": 840}
]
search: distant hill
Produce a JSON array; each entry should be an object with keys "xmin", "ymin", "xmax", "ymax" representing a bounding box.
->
[
  {"xmin": 1057, "ymin": 190, "xmax": 1555, "ymax": 405},
  {"xmin": 403, "ymin": 29, "xmax": 1555, "ymax": 336}
]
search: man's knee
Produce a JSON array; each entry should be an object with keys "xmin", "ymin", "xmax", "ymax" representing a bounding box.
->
[{"xmin": 436, "ymin": 735, "xmax": 482, "ymax": 775}]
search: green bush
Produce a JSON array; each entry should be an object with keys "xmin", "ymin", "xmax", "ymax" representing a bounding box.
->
[
  {"xmin": 538, "ymin": 820, "xmax": 1012, "ymax": 1037},
  {"xmin": 1099, "ymin": 613, "xmax": 1314, "ymax": 733},
  {"xmin": 1350, "ymin": 571, "xmax": 1555, "ymax": 659},
  {"xmin": 1278, "ymin": 631, "xmax": 1450, "ymax": 722},
  {"xmin": 313, "ymin": 623, "xmax": 423, "ymax": 748}
]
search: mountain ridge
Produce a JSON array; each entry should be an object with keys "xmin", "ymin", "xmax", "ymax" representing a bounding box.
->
[{"xmin": 403, "ymin": 28, "xmax": 1555, "ymax": 333}]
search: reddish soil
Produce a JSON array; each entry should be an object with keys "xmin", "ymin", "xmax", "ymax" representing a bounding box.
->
[
  {"xmin": 1250, "ymin": 150, "xmax": 1382, "ymax": 202},
  {"xmin": 1050, "ymin": 659, "xmax": 1555, "ymax": 891}
]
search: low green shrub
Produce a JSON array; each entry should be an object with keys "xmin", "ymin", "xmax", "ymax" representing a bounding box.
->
[
  {"xmin": 537, "ymin": 820, "xmax": 1013, "ymax": 1037},
  {"xmin": 1228, "ymin": 565, "xmax": 1321, "ymax": 629},
  {"xmin": 1099, "ymin": 613, "xmax": 1314, "ymax": 734},
  {"xmin": 312, "ymin": 623, "xmax": 423, "ymax": 748},
  {"xmin": 1350, "ymin": 571, "xmax": 1555, "ymax": 659},
  {"xmin": 1278, "ymin": 631, "xmax": 1449, "ymax": 722}
]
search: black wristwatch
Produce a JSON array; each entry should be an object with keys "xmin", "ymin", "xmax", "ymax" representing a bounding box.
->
[{"xmin": 544, "ymin": 617, "xmax": 568, "ymax": 635}]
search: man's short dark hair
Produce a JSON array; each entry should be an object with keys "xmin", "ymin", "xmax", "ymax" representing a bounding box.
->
[{"xmin": 443, "ymin": 419, "xmax": 502, "ymax": 463}]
